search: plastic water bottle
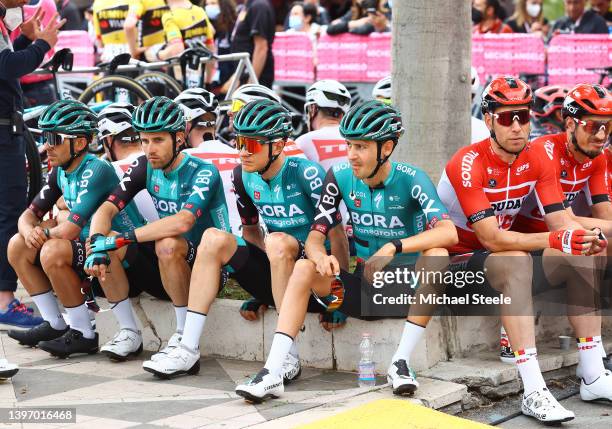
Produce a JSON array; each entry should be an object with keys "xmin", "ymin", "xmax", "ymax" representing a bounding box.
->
[{"xmin": 358, "ymin": 333, "xmax": 376, "ymax": 387}]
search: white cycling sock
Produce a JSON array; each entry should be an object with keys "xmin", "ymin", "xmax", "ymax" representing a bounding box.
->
[
  {"xmin": 599, "ymin": 339, "xmax": 607, "ymax": 358},
  {"xmin": 577, "ymin": 336, "xmax": 605, "ymax": 384},
  {"xmin": 174, "ymin": 305, "xmax": 187, "ymax": 333},
  {"xmin": 66, "ymin": 303, "xmax": 95, "ymax": 339},
  {"xmin": 289, "ymin": 340, "xmax": 299, "ymax": 358},
  {"xmin": 391, "ymin": 321, "xmax": 425, "ymax": 366},
  {"xmin": 264, "ymin": 332, "xmax": 294, "ymax": 378},
  {"xmin": 110, "ymin": 298, "xmax": 138, "ymax": 332},
  {"xmin": 32, "ymin": 290, "xmax": 66, "ymax": 330},
  {"xmin": 180, "ymin": 310, "xmax": 206, "ymax": 351},
  {"xmin": 515, "ymin": 348, "xmax": 546, "ymax": 396}
]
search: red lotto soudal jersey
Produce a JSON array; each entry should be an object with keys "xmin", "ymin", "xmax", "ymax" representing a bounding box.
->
[
  {"xmin": 437, "ymin": 137, "xmax": 565, "ymax": 253},
  {"xmin": 512, "ymin": 133, "xmax": 609, "ymax": 233}
]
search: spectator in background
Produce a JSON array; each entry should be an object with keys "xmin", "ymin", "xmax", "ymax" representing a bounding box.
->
[
  {"xmin": 55, "ymin": 0, "xmax": 81, "ymax": 30},
  {"xmin": 591, "ymin": 0, "xmax": 612, "ymax": 24},
  {"xmin": 227, "ymin": 0, "xmax": 275, "ymax": 88},
  {"xmin": 505, "ymin": 0, "xmax": 549, "ymax": 35},
  {"xmin": 326, "ymin": 0, "xmax": 390, "ymax": 35},
  {"xmin": 550, "ymin": 0, "xmax": 608, "ymax": 35},
  {"xmin": 205, "ymin": 0, "xmax": 237, "ymax": 92},
  {"xmin": 472, "ymin": 0, "xmax": 513, "ymax": 33},
  {"xmin": 305, "ymin": 0, "xmax": 330, "ymax": 25},
  {"xmin": 286, "ymin": 2, "xmax": 320, "ymax": 41}
]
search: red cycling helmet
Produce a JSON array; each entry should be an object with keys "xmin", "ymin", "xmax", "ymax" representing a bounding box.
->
[
  {"xmin": 481, "ymin": 76, "xmax": 533, "ymax": 115},
  {"xmin": 562, "ymin": 83, "xmax": 612, "ymax": 119},
  {"xmin": 532, "ymin": 85, "xmax": 571, "ymax": 118}
]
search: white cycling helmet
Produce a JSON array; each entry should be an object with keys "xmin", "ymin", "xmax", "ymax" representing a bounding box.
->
[
  {"xmin": 175, "ymin": 88, "xmax": 219, "ymax": 122},
  {"xmin": 471, "ymin": 66, "xmax": 480, "ymax": 97},
  {"xmin": 305, "ymin": 79, "xmax": 351, "ymax": 114},
  {"xmin": 231, "ymin": 84, "xmax": 281, "ymax": 104},
  {"xmin": 97, "ymin": 102, "xmax": 135, "ymax": 140},
  {"xmin": 372, "ymin": 76, "xmax": 391, "ymax": 103}
]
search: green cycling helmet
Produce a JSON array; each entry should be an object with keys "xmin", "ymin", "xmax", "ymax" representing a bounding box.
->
[
  {"xmin": 233, "ymin": 99, "xmax": 292, "ymax": 140},
  {"xmin": 340, "ymin": 100, "xmax": 404, "ymax": 143},
  {"xmin": 38, "ymin": 99, "xmax": 98, "ymax": 135},
  {"xmin": 132, "ymin": 96, "xmax": 185, "ymax": 133}
]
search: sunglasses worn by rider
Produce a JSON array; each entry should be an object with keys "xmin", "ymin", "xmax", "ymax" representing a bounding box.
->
[
  {"xmin": 236, "ymin": 135, "xmax": 282, "ymax": 154},
  {"xmin": 573, "ymin": 118, "xmax": 612, "ymax": 136},
  {"xmin": 43, "ymin": 131, "xmax": 82, "ymax": 146},
  {"xmin": 492, "ymin": 109, "xmax": 530, "ymax": 127}
]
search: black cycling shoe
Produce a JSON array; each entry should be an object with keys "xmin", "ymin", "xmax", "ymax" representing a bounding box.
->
[
  {"xmin": 38, "ymin": 329, "xmax": 99, "ymax": 358},
  {"xmin": 7, "ymin": 321, "xmax": 68, "ymax": 347}
]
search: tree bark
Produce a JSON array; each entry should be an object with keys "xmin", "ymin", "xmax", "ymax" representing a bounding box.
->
[{"xmin": 392, "ymin": 1, "xmax": 471, "ymax": 183}]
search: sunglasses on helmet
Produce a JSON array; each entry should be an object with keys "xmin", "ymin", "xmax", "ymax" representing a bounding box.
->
[
  {"xmin": 492, "ymin": 110, "xmax": 531, "ymax": 127},
  {"xmin": 573, "ymin": 118, "xmax": 612, "ymax": 136}
]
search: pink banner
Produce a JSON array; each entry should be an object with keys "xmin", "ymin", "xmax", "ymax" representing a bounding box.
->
[
  {"xmin": 316, "ymin": 33, "xmax": 391, "ymax": 82},
  {"xmin": 272, "ymin": 32, "xmax": 315, "ymax": 82},
  {"xmin": 547, "ymin": 34, "xmax": 611, "ymax": 86},
  {"xmin": 472, "ymin": 33, "xmax": 545, "ymax": 83}
]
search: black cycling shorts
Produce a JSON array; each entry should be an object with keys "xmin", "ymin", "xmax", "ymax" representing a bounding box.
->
[{"xmin": 227, "ymin": 239, "xmax": 324, "ymax": 313}]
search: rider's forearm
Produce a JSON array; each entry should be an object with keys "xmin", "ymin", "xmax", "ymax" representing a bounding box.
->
[
  {"xmin": 89, "ymin": 202, "xmax": 119, "ymax": 237},
  {"xmin": 398, "ymin": 220, "xmax": 458, "ymax": 254},
  {"xmin": 132, "ymin": 211, "xmax": 195, "ymax": 243},
  {"xmin": 158, "ymin": 42, "xmax": 184, "ymax": 61},
  {"xmin": 571, "ymin": 214, "xmax": 612, "ymax": 237},
  {"xmin": 305, "ymin": 230, "xmax": 329, "ymax": 265},
  {"xmin": 124, "ymin": 20, "xmax": 140, "ymax": 57},
  {"xmin": 17, "ymin": 210, "xmax": 39, "ymax": 237},
  {"xmin": 328, "ymin": 224, "xmax": 349, "ymax": 271}
]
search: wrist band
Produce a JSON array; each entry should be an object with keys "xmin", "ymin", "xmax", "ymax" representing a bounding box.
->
[
  {"xmin": 44, "ymin": 228, "xmax": 50, "ymax": 238},
  {"xmin": 391, "ymin": 239, "xmax": 402, "ymax": 255}
]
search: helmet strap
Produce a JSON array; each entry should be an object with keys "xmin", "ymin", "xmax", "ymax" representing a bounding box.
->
[
  {"xmin": 258, "ymin": 143, "xmax": 280, "ymax": 175},
  {"xmin": 367, "ymin": 141, "xmax": 396, "ymax": 179},
  {"xmin": 60, "ymin": 138, "xmax": 88, "ymax": 170},
  {"xmin": 161, "ymin": 133, "xmax": 182, "ymax": 171},
  {"xmin": 570, "ymin": 129, "xmax": 594, "ymax": 159},
  {"xmin": 103, "ymin": 137, "xmax": 118, "ymax": 162}
]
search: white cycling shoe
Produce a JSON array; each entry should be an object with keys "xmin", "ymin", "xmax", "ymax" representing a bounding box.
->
[
  {"xmin": 521, "ymin": 387, "xmax": 575, "ymax": 423},
  {"xmin": 580, "ymin": 370, "xmax": 612, "ymax": 402},
  {"xmin": 387, "ymin": 359, "xmax": 419, "ymax": 396},
  {"xmin": 100, "ymin": 328, "xmax": 143, "ymax": 361},
  {"xmin": 0, "ymin": 359, "xmax": 19, "ymax": 379},
  {"xmin": 235, "ymin": 368, "xmax": 284, "ymax": 403},
  {"xmin": 150, "ymin": 332, "xmax": 182, "ymax": 362},
  {"xmin": 142, "ymin": 343, "xmax": 200, "ymax": 379},
  {"xmin": 282, "ymin": 353, "xmax": 302, "ymax": 384}
]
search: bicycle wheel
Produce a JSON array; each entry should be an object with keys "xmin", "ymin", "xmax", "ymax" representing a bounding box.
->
[
  {"xmin": 78, "ymin": 75, "xmax": 153, "ymax": 106},
  {"xmin": 136, "ymin": 72, "xmax": 183, "ymax": 99},
  {"xmin": 24, "ymin": 128, "xmax": 43, "ymax": 203}
]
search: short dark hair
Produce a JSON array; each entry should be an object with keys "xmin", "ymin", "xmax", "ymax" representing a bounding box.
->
[
  {"xmin": 486, "ymin": 0, "xmax": 506, "ymax": 20},
  {"xmin": 303, "ymin": 3, "xmax": 318, "ymax": 22}
]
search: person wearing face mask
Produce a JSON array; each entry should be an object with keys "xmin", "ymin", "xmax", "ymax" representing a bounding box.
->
[
  {"xmin": 472, "ymin": 0, "xmax": 513, "ymax": 33},
  {"xmin": 286, "ymin": 2, "xmax": 320, "ymax": 43},
  {"xmin": 505, "ymin": 0, "xmax": 549, "ymax": 35},
  {"xmin": 0, "ymin": 1, "xmax": 66, "ymax": 336}
]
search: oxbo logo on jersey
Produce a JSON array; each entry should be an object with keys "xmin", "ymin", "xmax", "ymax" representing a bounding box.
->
[
  {"xmin": 411, "ymin": 184, "xmax": 440, "ymax": 216},
  {"xmin": 257, "ymin": 204, "xmax": 304, "ymax": 217},
  {"xmin": 461, "ymin": 150, "xmax": 479, "ymax": 187},
  {"xmin": 491, "ymin": 198, "xmax": 522, "ymax": 212},
  {"xmin": 303, "ymin": 166, "xmax": 323, "ymax": 192},
  {"xmin": 351, "ymin": 212, "xmax": 405, "ymax": 228}
]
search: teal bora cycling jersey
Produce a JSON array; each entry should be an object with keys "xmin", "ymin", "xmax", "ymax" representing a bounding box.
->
[
  {"xmin": 232, "ymin": 157, "xmax": 326, "ymax": 243},
  {"xmin": 312, "ymin": 162, "xmax": 450, "ymax": 259},
  {"xmin": 106, "ymin": 153, "xmax": 230, "ymax": 245},
  {"xmin": 28, "ymin": 154, "xmax": 145, "ymax": 241}
]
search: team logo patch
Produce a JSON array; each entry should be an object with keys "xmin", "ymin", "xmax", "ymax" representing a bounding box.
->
[
  {"xmin": 196, "ymin": 209, "xmax": 202, "ymax": 218},
  {"xmin": 154, "ymin": 185, "xmax": 160, "ymax": 193},
  {"xmin": 71, "ymin": 214, "xmax": 80, "ymax": 223},
  {"xmin": 118, "ymin": 201, "xmax": 125, "ymax": 209},
  {"xmin": 254, "ymin": 191, "xmax": 260, "ymax": 200},
  {"xmin": 488, "ymin": 179, "xmax": 497, "ymax": 188},
  {"xmin": 561, "ymin": 170, "xmax": 568, "ymax": 178},
  {"xmin": 355, "ymin": 198, "xmax": 361, "ymax": 208},
  {"xmin": 185, "ymin": 203, "xmax": 194, "ymax": 209}
]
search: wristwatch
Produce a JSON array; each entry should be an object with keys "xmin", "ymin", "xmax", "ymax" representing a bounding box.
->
[{"xmin": 391, "ymin": 239, "xmax": 402, "ymax": 255}]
